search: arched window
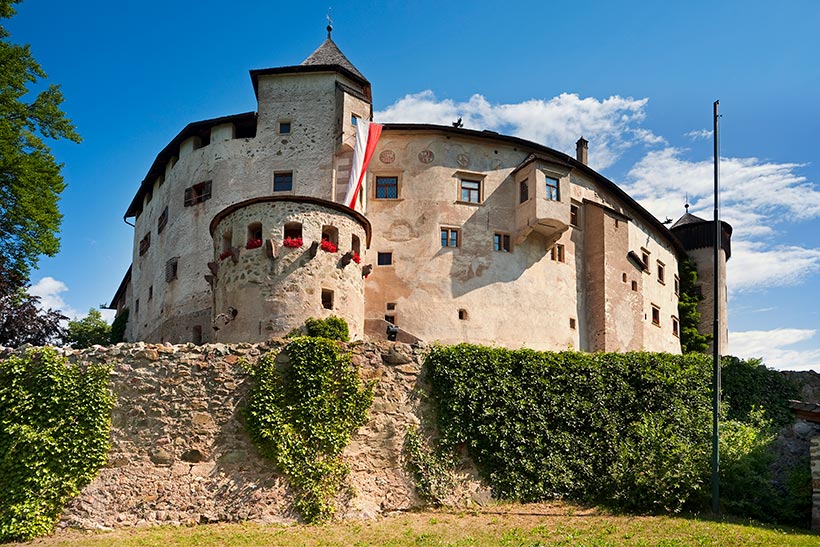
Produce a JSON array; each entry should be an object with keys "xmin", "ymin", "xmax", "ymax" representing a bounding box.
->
[
  {"xmin": 321, "ymin": 225, "xmax": 338, "ymax": 246},
  {"xmin": 246, "ymin": 222, "xmax": 263, "ymax": 249},
  {"xmin": 221, "ymin": 230, "xmax": 232, "ymax": 254},
  {"xmin": 284, "ymin": 222, "xmax": 302, "ymax": 239},
  {"xmin": 351, "ymin": 234, "xmax": 361, "ymax": 255}
]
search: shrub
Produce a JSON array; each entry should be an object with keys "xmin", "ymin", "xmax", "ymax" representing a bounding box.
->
[
  {"xmin": 722, "ymin": 355, "xmax": 798, "ymax": 428},
  {"xmin": 65, "ymin": 308, "xmax": 111, "ymax": 349},
  {"xmin": 426, "ymin": 345, "xmax": 712, "ymax": 512},
  {"xmin": 0, "ymin": 348, "xmax": 113, "ymax": 542},
  {"xmin": 303, "ymin": 316, "xmax": 350, "ymax": 341},
  {"xmin": 109, "ymin": 308, "xmax": 128, "ymax": 344},
  {"xmin": 244, "ymin": 338, "xmax": 373, "ymax": 522}
]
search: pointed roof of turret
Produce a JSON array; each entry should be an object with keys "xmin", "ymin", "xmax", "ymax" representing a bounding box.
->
[
  {"xmin": 670, "ymin": 212, "xmax": 706, "ymax": 229},
  {"xmin": 301, "ymin": 25, "xmax": 368, "ymax": 83}
]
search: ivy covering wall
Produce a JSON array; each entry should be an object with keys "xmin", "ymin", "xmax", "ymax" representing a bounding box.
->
[{"xmin": 0, "ymin": 348, "xmax": 113, "ymax": 542}]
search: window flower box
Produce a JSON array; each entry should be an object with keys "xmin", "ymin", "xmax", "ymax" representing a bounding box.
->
[
  {"xmin": 246, "ymin": 239, "xmax": 263, "ymax": 250},
  {"xmin": 320, "ymin": 239, "xmax": 338, "ymax": 253},
  {"xmin": 283, "ymin": 237, "xmax": 303, "ymax": 248},
  {"xmin": 219, "ymin": 250, "xmax": 232, "ymax": 261},
  {"xmin": 352, "ymin": 252, "xmax": 361, "ymax": 264}
]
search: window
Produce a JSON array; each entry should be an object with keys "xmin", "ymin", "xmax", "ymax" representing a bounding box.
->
[
  {"xmin": 622, "ymin": 273, "xmax": 627, "ymax": 283},
  {"xmin": 570, "ymin": 204, "xmax": 579, "ymax": 226},
  {"xmin": 247, "ymin": 222, "xmax": 263, "ymax": 249},
  {"xmin": 274, "ymin": 172, "xmax": 293, "ymax": 192},
  {"xmin": 550, "ymin": 243, "xmax": 565, "ymax": 262},
  {"xmin": 651, "ymin": 305, "xmax": 661, "ymax": 326},
  {"xmin": 184, "ymin": 180, "xmax": 212, "ymax": 206},
  {"xmin": 375, "ymin": 176, "xmax": 398, "ymax": 199},
  {"xmin": 321, "ymin": 289, "xmax": 334, "ymax": 310},
  {"xmin": 460, "ymin": 179, "xmax": 481, "ymax": 203},
  {"xmin": 377, "ymin": 252, "xmax": 393, "ymax": 265},
  {"xmin": 135, "ymin": 299, "xmax": 139, "ymax": 319},
  {"xmin": 674, "ymin": 275, "xmax": 680, "ymax": 296},
  {"xmin": 157, "ymin": 206, "xmax": 168, "ymax": 234},
  {"xmin": 321, "ymin": 225, "xmax": 339, "ymax": 246},
  {"xmin": 384, "ymin": 314, "xmax": 396, "ymax": 324},
  {"xmin": 493, "ymin": 233, "xmax": 511, "ymax": 252},
  {"xmin": 148, "ymin": 285, "xmax": 153, "ymax": 300},
  {"xmin": 386, "ymin": 302, "xmax": 396, "ymax": 311},
  {"xmin": 139, "ymin": 233, "xmax": 151, "ymax": 256},
  {"xmin": 519, "ymin": 179, "xmax": 529, "ymax": 203},
  {"xmin": 283, "ymin": 222, "xmax": 302, "ymax": 240},
  {"xmin": 458, "ymin": 309, "xmax": 468, "ymax": 320},
  {"xmin": 351, "ymin": 114, "xmax": 360, "ymax": 126},
  {"xmin": 569, "ymin": 318, "xmax": 576, "ymax": 329},
  {"xmin": 351, "ymin": 235, "xmax": 361, "ymax": 255},
  {"xmin": 192, "ymin": 325, "xmax": 202, "ymax": 345},
  {"xmin": 672, "ymin": 316, "xmax": 680, "ymax": 337},
  {"xmin": 657, "ymin": 261, "xmax": 666, "ymax": 284},
  {"xmin": 631, "ymin": 280, "xmax": 638, "ymax": 291},
  {"xmin": 546, "ymin": 176, "xmax": 560, "ymax": 201},
  {"xmin": 440, "ymin": 227, "xmax": 459, "ymax": 248},
  {"xmin": 278, "ymin": 121, "xmax": 291, "ymax": 134},
  {"xmin": 166, "ymin": 257, "xmax": 178, "ymax": 282},
  {"xmin": 221, "ymin": 230, "xmax": 232, "ymax": 255},
  {"xmin": 641, "ymin": 248, "xmax": 650, "ymax": 269}
]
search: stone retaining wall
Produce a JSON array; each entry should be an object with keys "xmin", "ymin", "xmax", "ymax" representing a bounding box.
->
[{"xmin": 23, "ymin": 340, "xmax": 489, "ymax": 531}]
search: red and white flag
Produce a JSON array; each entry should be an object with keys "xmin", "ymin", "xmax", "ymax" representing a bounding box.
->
[{"xmin": 344, "ymin": 120, "xmax": 382, "ymax": 210}]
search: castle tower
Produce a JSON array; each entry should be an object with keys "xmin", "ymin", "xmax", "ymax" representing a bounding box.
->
[{"xmin": 670, "ymin": 209, "xmax": 732, "ymax": 352}]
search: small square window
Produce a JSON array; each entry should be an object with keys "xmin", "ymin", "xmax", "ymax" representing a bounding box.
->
[
  {"xmin": 351, "ymin": 114, "xmax": 360, "ymax": 126},
  {"xmin": 651, "ymin": 305, "xmax": 661, "ymax": 326},
  {"xmin": 460, "ymin": 179, "xmax": 481, "ymax": 203},
  {"xmin": 441, "ymin": 227, "xmax": 459, "ymax": 248},
  {"xmin": 569, "ymin": 318, "xmax": 576, "ymax": 329},
  {"xmin": 274, "ymin": 172, "xmax": 293, "ymax": 192},
  {"xmin": 278, "ymin": 121, "xmax": 291, "ymax": 134},
  {"xmin": 570, "ymin": 204, "xmax": 579, "ymax": 226},
  {"xmin": 631, "ymin": 280, "xmax": 638, "ymax": 291},
  {"xmin": 458, "ymin": 309, "xmax": 468, "ymax": 320},
  {"xmin": 184, "ymin": 180, "xmax": 212, "ymax": 206},
  {"xmin": 375, "ymin": 176, "xmax": 398, "ymax": 199},
  {"xmin": 384, "ymin": 314, "xmax": 396, "ymax": 324},
  {"xmin": 493, "ymin": 233, "xmax": 511, "ymax": 252},
  {"xmin": 546, "ymin": 176, "xmax": 560, "ymax": 201},
  {"xmin": 386, "ymin": 302, "xmax": 396, "ymax": 311},
  {"xmin": 377, "ymin": 252, "xmax": 393, "ymax": 266}
]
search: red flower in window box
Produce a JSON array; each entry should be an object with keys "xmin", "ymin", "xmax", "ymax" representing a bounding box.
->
[
  {"xmin": 246, "ymin": 239, "xmax": 262, "ymax": 250},
  {"xmin": 219, "ymin": 250, "xmax": 232, "ymax": 260},
  {"xmin": 320, "ymin": 239, "xmax": 338, "ymax": 253},
  {"xmin": 282, "ymin": 237, "xmax": 303, "ymax": 248},
  {"xmin": 352, "ymin": 252, "xmax": 361, "ymax": 264}
]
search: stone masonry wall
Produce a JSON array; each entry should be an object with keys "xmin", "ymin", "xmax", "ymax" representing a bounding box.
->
[{"xmin": 23, "ymin": 340, "xmax": 488, "ymax": 531}]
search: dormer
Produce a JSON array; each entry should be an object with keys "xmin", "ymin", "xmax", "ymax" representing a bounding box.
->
[{"xmin": 512, "ymin": 154, "xmax": 571, "ymax": 247}]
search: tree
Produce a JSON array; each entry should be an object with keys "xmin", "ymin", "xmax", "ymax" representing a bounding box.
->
[
  {"xmin": 66, "ymin": 308, "xmax": 111, "ymax": 348},
  {"xmin": 678, "ymin": 258, "xmax": 711, "ymax": 354},
  {"xmin": 0, "ymin": 256, "xmax": 66, "ymax": 346},
  {"xmin": 0, "ymin": 0, "xmax": 80, "ymax": 286}
]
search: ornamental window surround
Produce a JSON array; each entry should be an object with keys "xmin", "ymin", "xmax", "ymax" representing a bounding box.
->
[
  {"xmin": 375, "ymin": 176, "xmax": 399, "ymax": 199},
  {"xmin": 274, "ymin": 171, "xmax": 293, "ymax": 193},
  {"xmin": 440, "ymin": 227, "xmax": 459, "ymax": 248}
]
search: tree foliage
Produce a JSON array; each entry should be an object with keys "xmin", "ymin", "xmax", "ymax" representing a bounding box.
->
[
  {"xmin": 0, "ymin": 347, "xmax": 113, "ymax": 541},
  {"xmin": 109, "ymin": 307, "xmax": 128, "ymax": 344},
  {"xmin": 0, "ymin": 257, "xmax": 66, "ymax": 347},
  {"xmin": 65, "ymin": 308, "xmax": 111, "ymax": 348},
  {"xmin": 678, "ymin": 258, "xmax": 711, "ymax": 354},
  {"xmin": 0, "ymin": 0, "xmax": 80, "ymax": 285}
]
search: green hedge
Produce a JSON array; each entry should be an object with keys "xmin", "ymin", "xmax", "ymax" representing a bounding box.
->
[
  {"xmin": 0, "ymin": 348, "xmax": 113, "ymax": 542},
  {"xmin": 427, "ymin": 345, "xmax": 712, "ymax": 512}
]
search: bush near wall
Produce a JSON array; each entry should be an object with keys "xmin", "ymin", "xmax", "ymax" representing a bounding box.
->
[
  {"xmin": 0, "ymin": 348, "xmax": 113, "ymax": 542},
  {"xmin": 427, "ymin": 345, "xmax": 713, "ymax": 513}
]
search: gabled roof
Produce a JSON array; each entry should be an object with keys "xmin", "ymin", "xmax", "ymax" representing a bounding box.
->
[{"xmin": 301, "ymin": 36, "xmax": 368, "ymax": 83}]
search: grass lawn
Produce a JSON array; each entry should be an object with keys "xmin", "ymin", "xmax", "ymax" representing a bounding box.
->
[{"xmin": 13, "ymin": 503, "xmax": 820, "ymax": 547}]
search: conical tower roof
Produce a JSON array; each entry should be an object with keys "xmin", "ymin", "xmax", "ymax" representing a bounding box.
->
[
  {"xmin": 670, "ymin": 212, "xmax": 706, "ymax": 229},
  {"xmin": 301, "ymin": 29, "xmax": 368, "ymax": 83}
]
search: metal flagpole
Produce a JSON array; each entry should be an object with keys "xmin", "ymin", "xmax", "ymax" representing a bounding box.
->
[{"xmin": 711, "ymin": 100, "xmax": 721, "ymax": 514}]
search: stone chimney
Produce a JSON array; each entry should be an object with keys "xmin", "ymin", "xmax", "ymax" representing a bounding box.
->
[{"xmin": 576, "ymin": 137, "xmax": 589, "ymax": 165}]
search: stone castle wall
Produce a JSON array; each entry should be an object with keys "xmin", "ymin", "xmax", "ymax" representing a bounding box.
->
[{"xmin": 30, "ymin": 340, "xmax": 488, "ymax": 531}]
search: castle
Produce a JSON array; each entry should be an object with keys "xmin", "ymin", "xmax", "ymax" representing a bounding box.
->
[{"xmin": 109, "ymin": 29, "xmax": 731, "ymax": 353}]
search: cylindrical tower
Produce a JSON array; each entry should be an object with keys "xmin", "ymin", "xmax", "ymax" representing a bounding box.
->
[
  {"xmin": 209, "ymin": 196, "xmax": 370, "ymax": 342},
  {"xmin": 670, "ymin": 212, "xmax": 732, "ymax": 352}
]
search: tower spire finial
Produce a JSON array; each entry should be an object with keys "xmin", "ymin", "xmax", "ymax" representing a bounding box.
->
[
  {"xmin": 685, "ymin": 192, "xmax": 690, "ymax": 213},
  {"xmin": 326, "ymin": 7, "xmax": 333, "ymax": 38}
]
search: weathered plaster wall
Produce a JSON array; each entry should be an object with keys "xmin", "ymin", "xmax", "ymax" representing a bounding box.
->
[
  {"xmin": 688, "ymin": 246, "xmax": 730, "ymax": 353},
  {"xmin": 36, "ymin": 341, "xmax": 487, "ymax": 531}
]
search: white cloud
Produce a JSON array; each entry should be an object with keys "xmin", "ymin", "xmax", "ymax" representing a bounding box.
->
[
  {"xmin": 727, "ymin": 241, "xmax": 820, "ymax": 292},
  {"xmin": 685, "ymin": 129, "xmax": 713, "ymax": 141},
  {"xmin": 375, "ymin": 91, "xmax": 660, "ymax": 170},
  {"xmin": 27, "ymin": 277, "xmax": 80, "ymax": 319},
  {"xmin": 730, "ymin": 328, "xmax": 820, "ymax": 371}
]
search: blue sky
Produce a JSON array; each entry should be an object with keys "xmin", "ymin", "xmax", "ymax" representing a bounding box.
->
[{"xmin": 7, "ymin": 0, "xmax": 820, "ymax": 369}]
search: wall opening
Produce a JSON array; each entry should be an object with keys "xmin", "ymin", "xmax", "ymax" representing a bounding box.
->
[
  {"xmin": 321, "ymin": 225, "xmax": 339, "ymax": 246},
  {"xmin": 458, "ymin": 309, "xmax": 468, "ymax": 320},
  {"xmin": 351, "ymin": 234, "xmax": 361, "ymax": 255},
  {"xmin": 192, "ymin": 325, "xmax": 203, "ymax": 345},
  {"xmin": 247, "ymin": 222, "xmax": 263, "ymax": 248},
  {"xmin": 321, "ymin": 289, "xmax": 334, "ymax": 310},
  {"xmin": 284, "ymin": 222, "xmax": 302, "ymax": 240}
]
